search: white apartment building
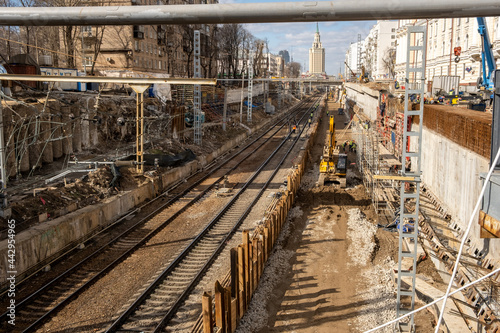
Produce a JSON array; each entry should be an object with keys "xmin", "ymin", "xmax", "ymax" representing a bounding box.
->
[
  {"xmin": 395, "ymin": 18, "xmax": 500, "ymax": 93},
  {"xmin": 345, "ymin": 41, "xmax": 362, "ymax": 79},
  {"xmin": 364, "ymin": 21, "xmax": 398, "ymax": 80}
]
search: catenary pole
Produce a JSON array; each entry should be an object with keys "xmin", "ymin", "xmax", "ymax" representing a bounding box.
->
[{"xmin": 0, "ymin": 1, "xmax": 499, "ymax": 26}]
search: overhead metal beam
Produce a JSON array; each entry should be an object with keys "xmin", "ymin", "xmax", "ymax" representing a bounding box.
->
[
  {"xmin": 0, "ymin": 74, "xmax": 216, "ymax": 85},
  {"xmin": 0, "ymin": 1, "xmax": 499, "ymax": 26}
]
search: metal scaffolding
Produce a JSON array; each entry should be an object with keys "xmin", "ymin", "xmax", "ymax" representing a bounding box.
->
[
  {"xmin": 193, "ymin": 30, "xmax": 202, "ymax": 145},
  {"xmin": 247, "ymin": 53, "xmax": 254, "ymax": 123},
  {"xmin": 396, "ymin": 25, "xmax": 426, "ymax": 332}
]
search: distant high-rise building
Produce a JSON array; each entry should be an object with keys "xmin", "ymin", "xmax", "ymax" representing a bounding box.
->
[
  {"xmin": 279, "ymin": 50, "xmax": 290, "ymax": 64},
  {"xmin": 309, "ymin": 23, "xmax": 325, "ymax": 75}
]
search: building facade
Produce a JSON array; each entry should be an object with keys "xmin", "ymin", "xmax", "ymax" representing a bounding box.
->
[
  {"xmin": 364, "ymin": 21, "xmax": 398, "ymax": 80},
  {"xmin": 344, "ymin": 41, "xmax": 362, "ymax": 80},
  {"xmin": 61, "ymin": 0, "xmax": 218, "ymax": 78},
  {"xmin": 395, "ymin": 17, "xmax": 500, "ymax": 92},
  {"xmin": 309, "ymin": 23, "xmax": 325, "ymax": 75},
  {"xmin": 279, "ymin": 50, "xmax": 290, "ymax": 65}
]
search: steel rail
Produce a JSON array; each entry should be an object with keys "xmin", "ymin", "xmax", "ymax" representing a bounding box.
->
[
  {"xmin": 0, "ymin": 1, "xmax": 499, "ymax": 26},
  {"xmin": 105, "ymin": 96, "xmax": 320, "ymax": 332},
  {"xmin": 152, "ymin": 97, "xmax": 320, "ymax": 332},
  {"xmin": 0, "ymin": 99, "xmax": 307, "ymax": 332}
]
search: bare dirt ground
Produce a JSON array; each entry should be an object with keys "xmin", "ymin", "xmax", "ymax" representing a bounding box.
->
[{"xmin": 236, "ymin": 100, "xmax": 437, "ymax": 333}]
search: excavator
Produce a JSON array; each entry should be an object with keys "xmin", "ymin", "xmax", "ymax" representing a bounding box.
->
[{"xmin": 318, "ymin": 115, "xmax": 347, "ymax": 187}]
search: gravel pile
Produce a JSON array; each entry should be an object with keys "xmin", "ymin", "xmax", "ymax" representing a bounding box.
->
[
  {"xmin": 347, "ymin": 207, "xmax": 398, "ymax": 332},
  {"xmin": 347, "ymin": 208, "xmax": 378, "ymax": 266}
]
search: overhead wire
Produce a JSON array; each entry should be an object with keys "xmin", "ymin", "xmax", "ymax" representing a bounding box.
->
[
  {"xmin": 434, "ymin": 144, "xmax": 500, "ymax": 332},
  {"xmin": 364, "ymin": 266, "xmax": 500, "ymax": 332},
  {"xmin": 364, "ymin": 145, "xmax": 500, "ymax": 332}
]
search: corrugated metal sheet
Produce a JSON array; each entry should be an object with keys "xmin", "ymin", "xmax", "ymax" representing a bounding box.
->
[{"xmin": 431, "ymin": 75, "xmax": 460, "ymax": 95}]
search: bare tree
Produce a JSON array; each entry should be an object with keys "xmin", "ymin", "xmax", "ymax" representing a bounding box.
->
[
  {"xmin": 382, "ymin": 47, "xmax": 396, "ymax": 79},
  {"xmin": 285, "ymin": 62, "xmax": 301, "ymax": 78}
]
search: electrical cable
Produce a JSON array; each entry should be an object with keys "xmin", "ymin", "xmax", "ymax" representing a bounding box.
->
[
  {"xmin": 434, "ymin": 145, "xmax": 500, "ymax": 332},
  {"xmin": 364, "ymin": 266, "xmax": 500, "ymax": 332}
]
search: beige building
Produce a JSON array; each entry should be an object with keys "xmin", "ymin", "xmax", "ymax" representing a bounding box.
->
[
  {"xmin": 309, "ymin": 23, "xmax": 325, "ymax": 75},
  {"xmin": 61, "ymin": 0, "xmax": 218, "ymax": 78},
  {"xmin": 395, "ymin": 18, "xmax": 500, "ymax": 92}
]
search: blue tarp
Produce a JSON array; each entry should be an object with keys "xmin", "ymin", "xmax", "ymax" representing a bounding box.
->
[{"xmin": 243, "ymin": 100, "xmax": 258, "ymax": 108}]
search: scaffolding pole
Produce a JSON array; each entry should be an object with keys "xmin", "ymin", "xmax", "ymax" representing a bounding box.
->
[
  {"xmin": 193, "ymin": 30, "xmax": 202, "ymax": 145},
  {"xmin": 1, "ymin": 1, "xmax": 499, "ymax": 26},
  {"xmin": 247, "ymin": 53, "xmax": 254, "ymax": 123}
]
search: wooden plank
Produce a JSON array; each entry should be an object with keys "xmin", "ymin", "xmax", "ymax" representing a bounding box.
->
[
  {"xmin": 252, "ymin": 238, "xmax": 258, "ymax": 291},
  {"xmin": 215, "ymin": 281, "xmax": 225, "ymax": 332},
  {"xmin": 231, "ymin": 298, "xmax": 238, "ymax": 332},
  {"xmin": 264, "ymin": 227, "xmax": 269, "ymax": 262},
  {"xmin": 242, "ymin": 230, "xmax": 251, "ymax": 304},
  {"xmin": 373, "ymin": 174, "xmax": 416, "ymax": 181},
  {"xmin": 257, "ymin": 239, "xmax": 263, "ymax": 281},
  {"xmin": 237, "ymin": 245, "xmax": 246, "ymax": 315},
  {"xmin": 202, "ymin": 292, "xmax": 213, "ymax": 333},
  {"xmin": 224, "ymin": 286, "xmax": 232, "ymax": 333},
  {"xmin": 230, "ymin": 248, "xmax": 238, "ymax": 298},
  {"xmin": 479, "ymin": 210, "xmax": 500, "ymax": 238}
]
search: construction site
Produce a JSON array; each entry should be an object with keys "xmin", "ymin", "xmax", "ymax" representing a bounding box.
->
[{"xmin": 0, "ymin": 1, "xmax": 499, "ymax": 333}]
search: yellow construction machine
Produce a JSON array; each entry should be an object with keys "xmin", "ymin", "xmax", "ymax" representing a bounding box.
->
[{"xmin": 318, "ymin": 115, "xmax": 347, "ymax": 187}]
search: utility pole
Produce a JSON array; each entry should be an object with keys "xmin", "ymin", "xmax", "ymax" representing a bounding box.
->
[
  {"xmin": 193, "ymin": 30, "xmax": 202, "ymax": 145},
  {"xmin": 0, "ymin": 94, "xmax": 9, "ymax": 217},
  {"xmin": 223, "ymin": 83, "xmax": 227, "ymax": 131},
  {"xmin": 247, "ymin": 53, "xmax": 253, "ymax": 123}
]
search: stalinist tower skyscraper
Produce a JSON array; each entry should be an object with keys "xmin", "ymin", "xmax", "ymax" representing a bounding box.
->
[{"xmin": 309, "ymin": 23, "xmax": 326, "ymax": 75}]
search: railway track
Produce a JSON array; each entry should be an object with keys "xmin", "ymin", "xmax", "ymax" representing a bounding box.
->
[
  {"xmin": 104, "ymin": 97, "xmax": 320, "ymax": 332},
  {"xmin": 0, "ymin": 97, "xmax": 316, "ymax": 332}
]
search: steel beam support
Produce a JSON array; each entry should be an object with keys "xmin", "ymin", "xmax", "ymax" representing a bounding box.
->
[
  {"xmin": 396, "ymin": 25, "xmax": 426, "ymax": 333},
  {"xmin": 278, "ymin": 81, "xmax": 282, "ymax": 110},
  {"xmin": 193, "ymin": 30, "xmax": 202, "ymax": 145},
  {"xmin": 492, "ymin": 69, "xmax": 500, "ymax": 170},
  {"xmin": 0, "ymin": 74, "xmax": 215, "ymax": 85},
  {"xmin": 1, "ymin": 1, "xmax": 500, "ymax": 26},
  {"xmin": 129, "ymin": 84, "xmax": 149, "ymax": 174},
  {"xmin": 247, "ymin": 54, "xmax": 254, "ymax": 123}
]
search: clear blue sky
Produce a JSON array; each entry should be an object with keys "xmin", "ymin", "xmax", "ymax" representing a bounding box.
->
[{"xmin": 219, "ymin": 0, "xmax": 376, "ymax": 76}]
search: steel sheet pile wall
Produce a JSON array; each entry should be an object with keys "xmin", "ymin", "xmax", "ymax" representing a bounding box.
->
[
  {"xmin": 423, "ymin": 105, "xmax": 492, "ymax": 159},
  {"xmin": 200, "ymin": 119, "xmax": 320, "ymax": 333}
]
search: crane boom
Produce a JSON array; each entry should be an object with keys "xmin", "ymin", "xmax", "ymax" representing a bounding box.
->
[{"xmin": 477, "ymin": 17, "xmax": 497, "ymax": 90}]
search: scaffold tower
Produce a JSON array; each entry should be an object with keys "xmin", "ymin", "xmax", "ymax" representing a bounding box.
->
[
  {"xmin": 193, "ymin": 30, "xmax": 202, "ymax": 145},
  {"xmin": 396, "ymin": 25, "xmax": 427, "ymax": 332},
  {"xmin": 247, "ymin": 53, "xmax": 254, "ymax": 123}
]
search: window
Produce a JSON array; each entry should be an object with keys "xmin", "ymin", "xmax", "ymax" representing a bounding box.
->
[
  {"xmin": 391, "ymin": 28, "xmax": 395, "ymax": 32},
  {"xmin": 442, "ymin": 41, "xmax": 445, "ymax": 56},
  {"xmin": 442, "ymin": 19, "xmax": 446, "ymax": 31},
  {"xmin": 84, "ymin": 56, "xmax": 93, "ymax": 66},
  {"xmin": 435, "ymin": 23, "xmax": 438, "ymax": 36},
  {"xmin": 457, "ymin": 18, "xmax": 461, "ymax": 26},
  {"xmin": 465, "ymin": 35, "xmax": 469, "ymax": 50},
  {"xmin": 82, "ymin": 26, "xmax": 92, "ymax": 37},
  {"xmin": 466, "ymin": 17, "xmax": 469, "ymax": 23},
  {"xmin": 135, "ymin": 41, "xmax": 139, "ymax": 51},
  {"xmin": 391, "ymin": 35, "xmax": 395, "ymax": 39}
]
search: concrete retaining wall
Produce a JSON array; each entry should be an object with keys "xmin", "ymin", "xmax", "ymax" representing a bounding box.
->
[
  {"xmin": 342, "ymin": 84, "xmax": 498, "ymax": 257},
  {"xmin": 345, "ymin": 83, "xmax": 380, "ymax": 121},
  {"xmin": 417, "ymin": 125, "xmax": 498, "ymax": 256},
  {"xmin": 0, "ymin": 114, "xmax": 275, "ymax": 286}
]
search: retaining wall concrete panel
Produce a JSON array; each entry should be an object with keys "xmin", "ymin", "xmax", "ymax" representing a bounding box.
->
[
  {"xmin": 345, "ymin": 83, "xmax": 379, "ymax": 121},
  {"xmin": 419, "ymin": 126, "xmax": 497, "ymax": 254}
]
